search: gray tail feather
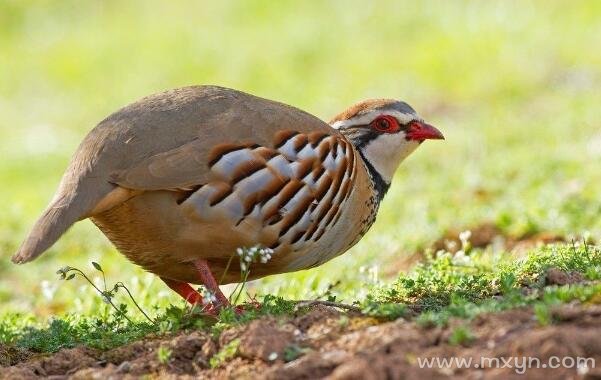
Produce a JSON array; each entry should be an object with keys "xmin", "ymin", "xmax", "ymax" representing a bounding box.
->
[{"xmin": 12, "ymin": 180, "xmax": 112, "ymax": 264}]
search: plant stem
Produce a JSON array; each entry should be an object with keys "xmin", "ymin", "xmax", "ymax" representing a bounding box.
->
[
  {"xmin": 115, "ymin": 282, "xmax": 154, "ymax": 324},
  {"xmin": 68, "ymin": 268, "xmax": 133, "ymax": 323},
  {"xmin": 295, "ymin": 300, "xmax": 362, "ymax": 312},
  {"xmin": 232, "ymin": 270, "xmax": 251, "ymax": 305},
  {"xmin": 219, "ymin": 254, "xmax": 235, "ymax": 285},
  {"xmin": 100, "ymin": 269, "xmax": 107, "ymax": 294}
]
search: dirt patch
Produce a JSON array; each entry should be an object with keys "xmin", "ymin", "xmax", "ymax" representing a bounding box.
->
[
  {"xmin": 546, "ymin": 267, "xmax": 586, "ymax": 286},
  {"xmin": 3, "ymin": 304, "xmax": 601, "ymax": 379},
  {"xmin": 0, "ymin": 345, "xmax": 30, "ymax": 367},
  {"xmin": 432, "ymin": 222, "xmax": 568, "ymax": 254},
  {"xmin": 0, "ymin": 346, "xmax": 98, "ymax": 379},
  {"xmin": 237, "ymin": 318, "xmax": 296, "ymax": 361}
]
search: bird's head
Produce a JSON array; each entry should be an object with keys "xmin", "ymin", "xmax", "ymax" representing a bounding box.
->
[{"xmin": 330, "ymin": 99, "xmax": 444, "ymax": 194}]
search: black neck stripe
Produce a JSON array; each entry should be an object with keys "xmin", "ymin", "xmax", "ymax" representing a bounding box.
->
[
  {"xmin": 358, "ymin": 149, "xmax": 390, "ymax": 202},
  {"xmin": 340, "ymin": 127, "xmax": 391, "ymax": 202}
]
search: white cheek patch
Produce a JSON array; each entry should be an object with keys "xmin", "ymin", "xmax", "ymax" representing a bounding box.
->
[
  {"xmin": 361, "ymin": 133, "xmax": 420, "ymax": 183},
  {"xmin": 331, "ymin": 110, "xmax": 418, "ymax": 130}
]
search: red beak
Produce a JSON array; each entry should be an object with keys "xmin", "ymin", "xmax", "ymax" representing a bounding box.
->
[{"xmin": 406, "ymin": 121, "xmax": 445, "ymax": 142}]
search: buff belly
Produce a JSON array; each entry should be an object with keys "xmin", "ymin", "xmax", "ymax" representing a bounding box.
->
[{"xmin": 91, "ymin": 190, "xmax": 362, "ymax": 285}]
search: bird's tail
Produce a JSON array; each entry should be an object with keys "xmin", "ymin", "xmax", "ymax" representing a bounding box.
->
[{"xmin": 12, "ymin": 178, "xmax": 113, "ymax": 264}]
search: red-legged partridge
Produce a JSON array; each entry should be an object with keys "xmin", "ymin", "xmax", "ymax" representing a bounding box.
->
[{"xmin": 13, "ymin": 86, "xmax": 443, "ymax": 310}]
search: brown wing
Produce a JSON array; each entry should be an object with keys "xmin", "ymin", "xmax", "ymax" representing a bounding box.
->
[{"xmin": 108, "ymin": 86, "xmax": 338, "ymax": 192}]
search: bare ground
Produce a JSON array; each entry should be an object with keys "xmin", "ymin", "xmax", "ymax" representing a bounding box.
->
[{"xmin": 2, "ymin": 302, "xmax": 601, "ymax": 380}]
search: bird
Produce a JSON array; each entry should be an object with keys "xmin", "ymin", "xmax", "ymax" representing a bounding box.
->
[{"xmin": 13, "ymin": 85, "xmax": 443, "ymax": 312}]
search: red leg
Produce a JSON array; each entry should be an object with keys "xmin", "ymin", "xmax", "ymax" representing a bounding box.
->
[
  {"xmin": 161, "ymin": 277, "xmax": 203, "ymax": 305},
  {"xmin": 193, "ymin": 259, "xmax": 230, "ymax": 307},
  {"xmin": 161, "ymin": 260, "xmax": 238, "ymax": 314}
]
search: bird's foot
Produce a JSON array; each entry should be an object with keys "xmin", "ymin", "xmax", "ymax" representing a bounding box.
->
[
  {"xmin": 162, "ymin": 259, "xmax": 257, "ymax": 316},
  {"xmin": 196, "ymin": 301, "xmax": 247, "ymax": 316}
]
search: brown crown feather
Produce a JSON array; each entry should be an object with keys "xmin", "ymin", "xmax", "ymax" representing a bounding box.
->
[{"xmin": 328, "ymin": 99, "xmax": 398, "ymax": 124}]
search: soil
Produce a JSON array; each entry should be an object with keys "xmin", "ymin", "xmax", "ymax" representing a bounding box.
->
[{"xmin": 2, "ymin": 301, "xmax": 601, "ymax": 380}]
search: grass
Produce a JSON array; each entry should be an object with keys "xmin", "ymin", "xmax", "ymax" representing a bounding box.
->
[
  {"xmin": 371, "ymin": 243, "xmax": 601, "ymax": 327},
  {"xmin": 210, "ymin": 339, "xmax": 241, "ymax": 369},
  {"xmin": 2, "ymin": 313, "xmax": 157, "ymax": 353},
  {"xmin": 1, "ymin": 0, "xmax": 601, "ymax": 359},
  {"xmin": 2, "ymin": 243, "xmax": 601, "ymax": 354},
  {"xmin": 373, "ymin": 242, "xmax": 601, "ymax": 310},
  {"xmin": 448, "ymin": 325, "xmax": 474, "ymax": 347},
  {"xmin": 0, "ymin": 293, "xmax": 298, "ymax": 353}
]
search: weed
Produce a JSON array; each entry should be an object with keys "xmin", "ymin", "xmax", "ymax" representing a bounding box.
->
[
  {"xmin": 209, "ymin": 339, "xmax": 240, "ymax": 368},
  {"xmin": 157, "ymin": 345, "xmax": 172, "ymax": 364},
  {"xmin": 57, "ymin": 262, "xmax": 153, "ymax": 323},
  {"xmin": 12, "ymin": 315, "xmax": 158, "ymax": 352},
  {"xmin": 417, "ymin": 281, "xmax": 601, "ymax": 328},
  {"xmin": 229, "ymin": 245, "xmax": 274, "ymax": 304},
  {"xmin": 361, "ymin": 297, "xmax": 408, "ymax": 320},
  {"xmin": 283, "ymin": 345, "xmax": 310, "ymax": 362},
  {"xmin": 533, "ymin": 303, "xmax": 552, "ymax": 326},
  {"xmin": 375, "ymin": 244, "xmax": 601, "ymax": 313},
  {"xmin": 16, "ymin": 319, "xmax": 79, "ymax": 353},
  {"xmin": 448, "ymin": 325, "xmax": 474, "ymax": 346}
]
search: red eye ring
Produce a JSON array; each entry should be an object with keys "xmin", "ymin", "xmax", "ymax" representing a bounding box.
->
[{"xmin": 370, "ymin": 115, "xmax": 400, "ymax": 133}]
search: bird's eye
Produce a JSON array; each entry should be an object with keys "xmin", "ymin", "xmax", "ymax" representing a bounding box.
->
[
  {"xmin": 370, "ymin": 115, "xmax": 399, "ymax": 133},
  {"xmin": 376, "ymin": 119, "xmax": 389, "ymax": 131}
]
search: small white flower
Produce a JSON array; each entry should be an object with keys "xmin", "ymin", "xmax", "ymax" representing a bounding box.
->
[
  {"xmin": 202, "ymin": 294, "xmax": 216, "ymax": 305},
  {"xmin": 368, "ymin": 265, "xmax": 379, "ymax": 283},
  {"xmin": 199, "ymin": 286, "xmax": 217, "ymax": 305},
  {"xmin": 452, "ymin": 250, "xmax": 471, "ymax": 266},
  {"xmin": 459, "ymin": 230, "xmax": 472, "ymax": 245},
  {"xmin": 268, "ymin": 352, "xmax": 278, "ymax": 361},
  {"xmin": 235, "ymin": 245, "xmax": 274, "ymax": 273},
  {"xmin": 41, "ymin": 280, "xmax": 57, "ymax": 300},
  {"xmin": 157, "ymin": 290, "xmax": 170, "ymax": 299}
]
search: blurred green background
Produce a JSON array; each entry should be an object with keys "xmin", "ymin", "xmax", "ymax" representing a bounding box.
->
[{"xmin": 1, "ymin": 1, "xmax": 600, "ymax": 318}]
